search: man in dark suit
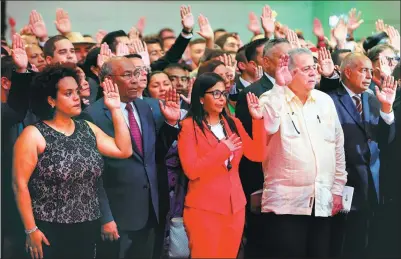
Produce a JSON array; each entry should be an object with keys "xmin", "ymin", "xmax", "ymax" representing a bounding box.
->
[
  {"xmin": 81, "ymin": 57, "xmax": 180, "ymax": 259},
  {"xmin": 323, "ymin": 53, "xmax": 397, "ymax": 258},
  {"xmin": 235, "ymin": 38, "xmax": 291, "ymax": 258}
]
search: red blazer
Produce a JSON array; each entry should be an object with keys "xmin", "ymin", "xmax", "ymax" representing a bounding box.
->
[{"xmin": 178, "ymin": 117, "xmax": 266, "ymax": 215}]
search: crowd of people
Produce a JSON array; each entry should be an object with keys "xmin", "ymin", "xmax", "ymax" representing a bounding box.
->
[{"xmin": 1, "ymin": 3, "xmax": 400, "ymax": 259}]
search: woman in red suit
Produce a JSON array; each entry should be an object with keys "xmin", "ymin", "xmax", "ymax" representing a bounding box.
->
[{"xmin": 178, "ymin": 72, "xmax": 266, "ymax": 258}]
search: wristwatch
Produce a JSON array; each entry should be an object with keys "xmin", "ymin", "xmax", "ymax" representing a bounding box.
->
[{"xmin": 182, "ymin": 28, "xmax": 193, "ymax": 35}]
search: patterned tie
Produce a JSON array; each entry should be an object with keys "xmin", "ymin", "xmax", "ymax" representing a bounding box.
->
[
  {"xmin": 352, "ymin": 95, "xmax": 363, "ymax": 119},
  {"xmin": 125, "ymin": 103, "xmax": 143, "ymax": 155}
]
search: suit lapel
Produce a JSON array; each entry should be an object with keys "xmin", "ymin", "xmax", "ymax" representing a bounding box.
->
[
  {"xmin": 260, "ymin": 74, "xmax": 274, "ymax": 93},
  {"xmin": 337, "ymin": 87, "xmax": 365, "ymax": 130}
]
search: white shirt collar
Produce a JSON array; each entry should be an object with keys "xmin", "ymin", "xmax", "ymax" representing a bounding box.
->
[
  {"xmin": 239, "ymin": 76, "xmax": 251, "ymax": 88},
  {"xmin": 264, "ymin": 72, "xmax": 276, "ymax": 84},
  {"xmin": 342, "ymin": 82, "xmax": 361, "ymax": 98}
]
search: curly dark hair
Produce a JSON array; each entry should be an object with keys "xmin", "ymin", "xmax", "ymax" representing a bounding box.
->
[{"xmin": 30, "ymin": 63, "xmax": 80, "ymax": 120}]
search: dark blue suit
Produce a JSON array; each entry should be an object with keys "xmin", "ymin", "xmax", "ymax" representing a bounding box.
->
[
  {"xmin": 81, "ymin": 97, "xmax": 177, "ymax": 258},
  {"xmin": 326, "ymin": 83, "xmax": 395, "ymax": 257}
]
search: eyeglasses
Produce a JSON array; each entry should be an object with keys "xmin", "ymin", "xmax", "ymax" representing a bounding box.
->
[
  {"xmin": 110, "ymin": 69, "xmax": 142, "ymax": 80},
  {"xmin": 169, "ymin": 75, "xmax": 190, "ymax": 83},
  {"xmin": 385, "ymin": 56, "xmax": 400, "ymax": 66},
  {"xmin": 134, "ymin": 66, "xmax": 151, "ymax": 74},
  {"xmin": 205, "ymin": 90, "xmax": 229, "ymax": 99}
]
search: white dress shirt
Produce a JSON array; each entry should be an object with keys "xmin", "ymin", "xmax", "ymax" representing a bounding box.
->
[
  {"xmin": 120, "ymin": 102, "xmax": 142, "ymax": 133},
  {"xmin": 259, "ymin": 85, "xmax": 347, "ymax": 217},
  {"xmin": 239, "ymin": 76, "xmax": 251, "ymax": 88}
]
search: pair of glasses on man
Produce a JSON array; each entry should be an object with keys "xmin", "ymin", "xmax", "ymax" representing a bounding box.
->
[
  {"xmin": 385, "ymin": 56, "xmax": 400, "ymax": 66},
  {"xmin": 110, "ymin": 66, "xmax": 150, "ymax": 80},
  {"xmin": 205, "ymin": 90, "xmax": 230, "ymax": 99}
]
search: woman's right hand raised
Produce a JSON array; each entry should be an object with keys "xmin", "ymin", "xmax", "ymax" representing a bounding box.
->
[
  {"xmin": 26, "ymin": 229, "xmax": 50, "ymax": 259},
  {"xmin": 222, "ymin": 134, "xmax": 242, "ymax": 152}
]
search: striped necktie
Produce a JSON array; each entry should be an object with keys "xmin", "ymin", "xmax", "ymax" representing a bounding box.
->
[{"xmin": 352, "ymin": 95, "xmax": 363, "ymax": 119}]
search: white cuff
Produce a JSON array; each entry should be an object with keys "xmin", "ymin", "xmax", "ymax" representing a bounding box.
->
[
  {"xmin": 379, "ymin": 110, "xmax": 395, "ymax": 125},
  {"xmin": 180, "ymin": 32, "xmax": 193, "ymax": 39}
]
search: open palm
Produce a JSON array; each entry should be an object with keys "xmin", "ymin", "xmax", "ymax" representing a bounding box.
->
[
  {"xmin": 247, "ymin": 93, "xmax": 263, "ymax": 120},
  {"xmin": 29, "ymin": 10, "xmax": 48, "ymax": 39},
  {"xmin": 160, "ymin": 88, "xmax": 180, "ymax": 124},
  {"xmin": 375, "ymin": 75, "xmax": 397, "ymax": 106},
  {"xmin": 275, "ymin": 54, "xmax": 292, "ymax": 86},
  {"xmin": 197, "ymin": 14, "xmax": 213, "ymax": 40},
  {"xmin": 181, "ymin": 5, "xmax": 194, "ymax": 31},
  {"xmin": 12, "ymin": 34, "xmax": 28, "ymax": 70},
  {"xmin": 55, "ymin": 8, "xmax": 72, "ymax": 34},
  {"xmin": 103, "ymin": 79, "xmax": 121, "ymax": 111}
]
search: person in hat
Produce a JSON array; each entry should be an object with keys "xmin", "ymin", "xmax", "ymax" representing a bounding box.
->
[{"xmin": 66, "ymin": 32, "xmax": 96, "ymax": 63}]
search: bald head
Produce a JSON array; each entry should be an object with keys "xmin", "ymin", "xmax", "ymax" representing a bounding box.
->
[
  {"xmin": 99, "ymin": 57, "xmax": 131, "ymax": 82},
  {"xmin": 340, "ymin": 53, "xmax": 373, "ymax": 94}
]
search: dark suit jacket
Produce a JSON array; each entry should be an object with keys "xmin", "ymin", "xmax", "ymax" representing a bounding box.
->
[
  {"xmin": 81, "ymin": 98, "xmax": 178, "ymax": 231},
  {"xmin": 235, "ymin": 74, "xmax": 273, "ymax": 202},
  {"xmin": 150, "ymin": 32, "xmax": 190, "ymax": 72},
  {"xmin": 326, "ymin": 83, "xmax": 395, "ymax": 211},
  {"xmin": 143, "ymin": 97, "xmax": 164, "ymax": 132}
]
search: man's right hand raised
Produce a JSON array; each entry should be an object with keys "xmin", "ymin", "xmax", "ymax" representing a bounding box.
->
[{"xmin": 101, "ymin": 221, "xmax": 120, "ymax": 241}]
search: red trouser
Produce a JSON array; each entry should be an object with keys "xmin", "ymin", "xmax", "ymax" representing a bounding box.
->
[{"xmin": 183, "ymin": 207, "xmax": 245, "ymax": 258}]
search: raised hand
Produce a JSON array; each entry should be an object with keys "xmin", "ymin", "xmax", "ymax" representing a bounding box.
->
[
  {"xmin": 221, "ymin": 134, "xmax": 242, "ymax": 152},
  {"xmin": 375, "ymin": 19, "xmax": 386, "ymax": 33},
  {"xmin": 386, "ymin": 25, "xmax": 400, "ymax": 52},
  {"xmin": 160, "ymin": 88, "xmax": 181, "ymax": 125},
  {"xmin": 317, "ymin": 47, "xmax": 335, "ymax": 77},
  {"xmin": 97, "ymin": 43, "xmax": 113, "ymax": 68},
  {"xmin": 25, "ymin": 229, "xmax": 50, "ymax": 259},
  {"xmin": 274, "ymin": 22, "xmax": 287, "ymax": 39},
  {"xmin": 102, "ymin": 78, "xmax": 121, "ymax": 111},
  {"xmin": 54, "ymin": 8, "xmax": 72, "ymax": 35},
  {"xmin": 333, "ymin": 18, "xmax": 347, "ymax": 47},
  {"xmin": 286, "ymin": 29, "xmax": 300, "ymax": 49},
  {"xmin": 375, "ymin": 75, "xmax": 397, "ymax": 108},
  {"xmin": 347, "ymin": 8, "xmax": 364, "ymax": 32},
  {"xmin": 312, "ymin": 18, "xmax": 324, "ymax": 38},
  {"xmin": 261, "ymin": 5, "xmax": 275, "ymax": 37},
  {"xmin": 372, "ymin": 54, "xmax": 391, "ymax": 86},
  {"xmin": 180, "ymin": 5, "xmax": 194, "ymax": 32},
  {"xmin": 96, "ymin": 30, "xmax": 108, "ymax": 45},
  {"xmin": 247, "ymin": 93, "xmax": 263, "ymax": 120},
  {"xmin": 275, "ymin": 54, "xmax": 292, "ymax": 86},
  {"xmin": 217, "ymin": 54, "xmax": 237, "ymax": 81},
  {"xmin": 29, "ymin": 10, "xmax": 48, "ymax": 41},
  {"xmin": 135, "ymin": 16, "xmax": 146, "ymax": 35},
  {"xmin": 115, "ymin": 42, "xmax": 129, "ymax": 57},
  {"xmin": 180, "ymin": 77, "xmax": 195, "ymax": 104},
  {"xmin": 129, "ymin": 39, "xmax": 150, "ymax": 66},
  {"xmin": 19, "ymin": 25, "xmax": 33, "ymax": 35},
  {"xmin": 12, "ymin": 34, "xmax": 28, "ymax": 72},
  {"xmin": 128, "ymin": 26, "xmax": 140, "ymax": 41},
  {"xmin": 255, "ymin": 65, "xmax": 264, "ymax": 80},
  {"xmin": 196, "ymin": 14, "xmax": 214, "ymax": 40},
  {"xmin": 247, "ymin": 12, "xmax": 261, "ymax": 35}
]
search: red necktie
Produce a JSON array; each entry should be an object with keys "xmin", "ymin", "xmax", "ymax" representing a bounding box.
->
[{"xmin": 125, "ymin": 103, "xmax": 143, "ymax": 155}]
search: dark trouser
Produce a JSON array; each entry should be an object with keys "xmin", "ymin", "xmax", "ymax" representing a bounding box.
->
[
  {"xmin": 96, "ymin": 208, "xmax": 157, "ymax": 259},
  {"xmin": 262, "ymin": 213, "xmax": 331, "ymax": 258},
  {"xmin": 243, "ymin": 210, "xmax": 266, "ymax": 258},
  {"xmin": 330, "ymin": 210, "xmax": 383, "ymax": 258},
  {"xmin": 37, "ymin": 219, "xmax": 99, "ymax": 259}
]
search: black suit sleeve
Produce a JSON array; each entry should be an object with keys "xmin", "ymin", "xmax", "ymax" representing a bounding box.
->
[
  {"xmin": 319, "ymin": 75, "xmax": 341, "ymax": 93},
  {"xmin": 235, "ymin": 90, "xmax": 253, "ymax": 136},
  {"xmin": 377, "ymin": 116, "xmax": 396, "ymax": 150},
  {"xmin": 8, "ymin": 71, "xmax": 35, "ymax": 114},
  {"xmin": 81, "ymin": 110, "xmax": 115, "ymax": 225},
  {"xmin": 150, "ymin": 32, "xmax": 191, "ymax": 72}
]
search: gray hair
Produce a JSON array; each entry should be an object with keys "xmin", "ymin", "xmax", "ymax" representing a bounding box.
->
[
  {"xmin": 288, "ymin": 48, "xmax": 313, "ymax": 71},
  {"xmin": 339, "ymin": 53, "xmax": 368, "ymax": 81},
  {"xmin": 98, "ymin": 56, "xmax": 126, "ymax": 82},
  {"xmin": 263, "ymin": 38, "xmax": 290, "ymax": 57}
]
